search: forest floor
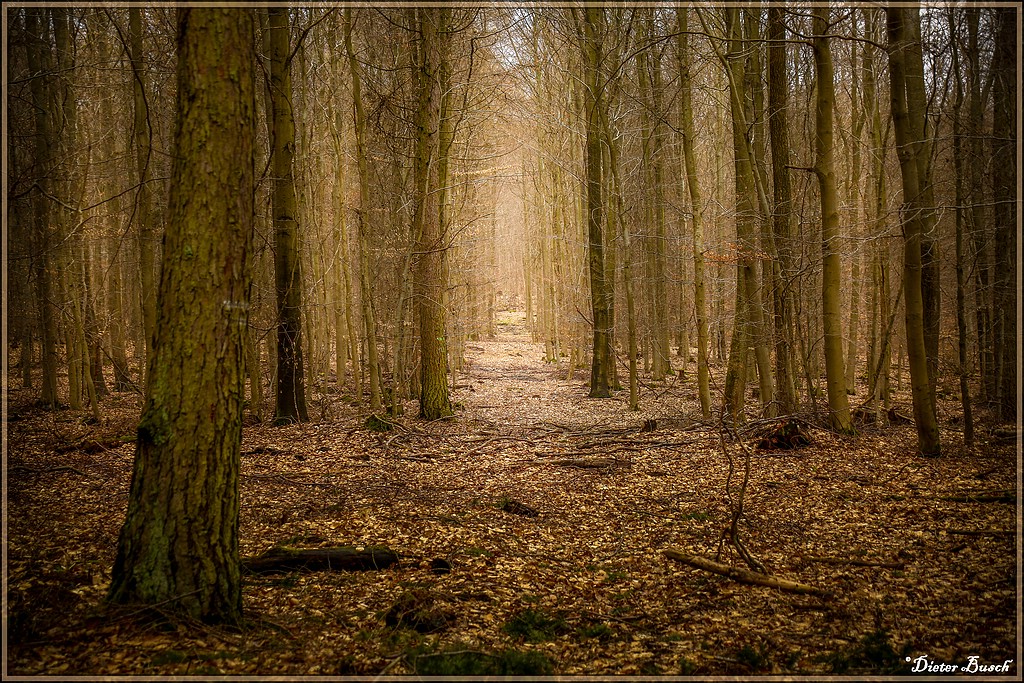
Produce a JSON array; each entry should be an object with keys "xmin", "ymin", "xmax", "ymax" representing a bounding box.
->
[{"xmin": 5, "ymin": 310, "xmax": 1020, "ymax": 677}]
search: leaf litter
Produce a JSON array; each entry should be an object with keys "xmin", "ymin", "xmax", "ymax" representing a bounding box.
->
[{"xmin": 5, "ymin": 311, "xmax": 1019, "ymax": 676}]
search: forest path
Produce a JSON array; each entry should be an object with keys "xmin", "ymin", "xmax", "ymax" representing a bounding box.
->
[{"xmin": 455, "ymin": 309, "xmax": 670, "ymax": 431}]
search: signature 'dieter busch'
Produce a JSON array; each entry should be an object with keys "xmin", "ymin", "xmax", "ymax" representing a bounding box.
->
[{"xmin": 908, "ymin": 655, "xmax": 1014, "ymax": 674}]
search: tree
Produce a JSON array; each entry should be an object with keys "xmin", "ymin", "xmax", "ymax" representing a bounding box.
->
[
  {"xmin": 129, "ymin": 7, "xmax": 158, "ymax": 381},
  {"xmin": 344, "ymin": 8, "xmax": 383, "ymax": 414},
  {"xmin": 719, "ymin": 7, "xmax": 773, "ymax": 422},
  {"xmin": 108, "ymin": 7, "xmax": 256, "ymax": 623},
  {"xmin": 677, "ymin": 8, "xmax": 712, "ymax": 420},
  {"xmin": 579, "ymin": 6, "xmax": 613, "ymax": 399},
  {"xmin": 886, "ymin": 7, "xmax": 940, "ymax": 456},
  {"xmin": 267, "ymin": 8, "xmax": 309, "ymax": 425},
  {"xmin": 25, "ymin": 8, "xmax": 60, "ymax": 408},
  {"xmin": 812, "ymin": 8, "xmax": 854, "ymax": 434},
  {"xmin": 765, "ymin": 7, "xmax": 799, "ymax": 415},
  {"xmin": 414, "ymin": 7, "xmax": 454, "ymax": 419},
  {"xmin": 990, "ymin": 7, "xmax": 1017, "ymax": 423}
]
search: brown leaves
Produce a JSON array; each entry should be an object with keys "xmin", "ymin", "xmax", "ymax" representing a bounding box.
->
[{"xmin": 4, "ymin": 322, "xmax": 1018, "ymax": 676}]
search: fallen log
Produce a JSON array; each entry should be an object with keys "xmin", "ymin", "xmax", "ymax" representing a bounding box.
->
[
  {"xmin": 664, "ymin": 549, "xmax": 831, "ymax": 598},
  {"xmin": 242, "ymin": 546, "xmax": 399, "ymax": 573}
]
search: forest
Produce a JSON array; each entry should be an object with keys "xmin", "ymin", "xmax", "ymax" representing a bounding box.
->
[{"xmin": 4, "ymin": 3, "xmax": 1019, "ymax": 678}]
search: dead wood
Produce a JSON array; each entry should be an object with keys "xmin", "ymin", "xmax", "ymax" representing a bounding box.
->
[
  {"xmin": 242, "ymin": 546, "xmax": 399, "ymax": 573},
  {"xmin": 943, "ymin": 528, "xmax": 1017, "ymax": 537},
  {"xmin": 500, "ymin": 499, "xmax": 538, "ymax": 517},
  {"xmin": 384, "ymin": 589, "xmax": 454, "ymax": 633},
  {"xmin": 801, "ymin": 555, "xmax": 906, "ymax": 569},
  {"xmin": 936, "ymin": 490, "xmax": 1015, "ymax": 504},
  {"xmin": 8, "ymin": 464, "xmax": 97, "ymax": 479},
  {"xmin": 991, "ymin": 428, "xmax": 1020, "ymax": 443},
  {"xmin": 755, "ymin": 419, "xmax": 811, "ymax": 450},
  {"xmin": 664, "ymin": 549, "xmax": 832, "ymax": 598},
  {"xmin": 887, "ymin": 407, "xmax": 913, "ymax": 425}
]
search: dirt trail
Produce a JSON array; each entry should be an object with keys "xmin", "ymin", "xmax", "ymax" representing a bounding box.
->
[{"xmin": 456, "ymin": 309, "xmax": 672, "ymax": 431}]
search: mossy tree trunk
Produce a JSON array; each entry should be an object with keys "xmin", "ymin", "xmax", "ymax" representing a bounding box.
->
[{"xmin": 108, "ymin": 7, "xmax": 256, "ymax": 624}]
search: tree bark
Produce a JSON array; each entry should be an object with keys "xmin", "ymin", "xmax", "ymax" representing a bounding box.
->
[
  {"xmin": 268, "ymin": 7, "xmax": 309, "ymax": 424},
  {"xmin": 129, "ymin": 8, "xmax": 158, "ymax": 384},
  {"xmin": 677, "ymin": 9, "xmax": 712, "ymax": 420},
  {"xmin": 344, "ymin": 8, "xmax": 383, "ymax": 413},
  {"xmin": 109, "ymin": 7, "xmax": 255, "ymax": 624},
  {"xmin": 766, "ymin": 7, "xmax": 799, "ymax": 416},
  {"xmin": 580, "ymin": 6, "xmax": 612, "ymax": 399},
  {"xmin": 414, "ymin": 7, "xmax": 454, "ymax": 419},
  {"xmin": 948, "ymin": 11, "xmax": 974, "ymax": 448},
  {"xmin": 812, "ymin": 9, "xmax": 854, "ymax": 434},
  {"xmin": 990, "ymin": 7, "xmax": 1017, "ymax": 423},
  {"xmin": 886, "ymin": 7, "xmax": 941, "ymax": 456}
]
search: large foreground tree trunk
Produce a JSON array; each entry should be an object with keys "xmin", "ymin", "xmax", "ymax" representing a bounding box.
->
[{"xmin": 108, "ymin": 8, "xmax": 255, "ymax": 624}]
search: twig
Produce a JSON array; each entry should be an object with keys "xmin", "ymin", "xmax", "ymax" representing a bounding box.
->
[
  {"xmin": 8, "ymin": 464, "xmax": 97, "ymax": 479},
  {"xmin": 665, "ymin": 549, "xmax": 832, "ymax": 598},
  {"xmin": 943, "ymin": 528, "xmax": 1016, "ymax": 537}
]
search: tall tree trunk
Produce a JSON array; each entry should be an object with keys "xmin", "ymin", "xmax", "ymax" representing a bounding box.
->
[
  {"xmin": 26, "ymin": 8, "xmax": 59, "ymax": 408},
  {"xmin": 965, "ymin": 10, "xmax": 993, "ymax": 402},
  {"xmin": 677, "ymin": 8, "xmax": 712, "ymax": 420},
  {"xmin": 414, "ymin": 7, "xmax": 454, "ymax": 419},
  {"xmin": 948, "ymin": 10, "xmax": 975, "ymax": 448},
  {"xmin": 344, "ymin": 8, "xmax": 382, "ymax": 413},
  {"xmin": 580, "ymin": 6, "xmax": 612, "ymax": 398},
  {"xmin": 268, "ymin": 7, "xmax": 309, "ymax": 424},
  {"xmin": 766, "ymin": 7, "xmax": 798, "ymax": 415},
  {"xmin": 720, "ymin": 8, "xmax": 771, "ymax": 421},
  {"xmin": 812, "ymin": 9, "xmax": 854, "ymax": 434},
  {"xmin": 109, "ymin": 7, "xmax": 255, "ymax": 623},
  {"xmin": 990, "ymin": 7, "xmax": 1017, "ymax": 423},
  {"xmin": 129, "ymin": 8, "xmax": 157, "ymax": 384},
  {"xmin": 886, "ymin": 7, "xmax": 941, "ymax": 456},
  {"xmin": 637, "ymin": 14, "xmax": 670, "ymax": 381},
  {"xmin": 599, "ymin": 87, "xmax": 638, "ymax": 411}
]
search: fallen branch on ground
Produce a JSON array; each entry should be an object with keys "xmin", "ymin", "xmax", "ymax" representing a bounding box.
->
[
  {"xmin": 8, "ymin": 464, "xmax": 97, "ymax": 479},
  {"xmin": 936, "ymin": 491, "xmax": 1015, "ymax": 504},
  {"xmin": 242, "ymin": 546, "xmax": 399, "ymax": 573},
  {"xmin": 943, "ymin": 528, "xmax": 1016, "ymax": 537},
  {"xmin": 665, "ymin": 549, "xmax": 832, "ymax": 598}
]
